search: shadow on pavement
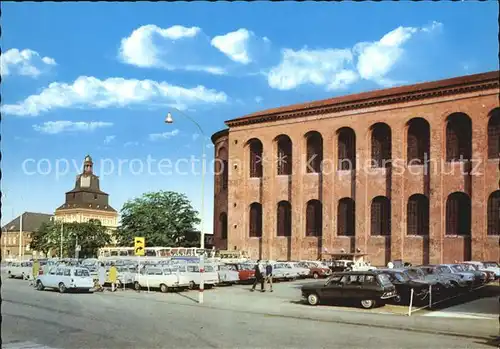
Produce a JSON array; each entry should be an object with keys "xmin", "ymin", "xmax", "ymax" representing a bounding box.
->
[
  {"xmin": 474, "ymin": 336, "xmax": 500, "ymax": 348},
  {"xmin": 173, "ymin": 291, "xmax": 199, "ymax": 304}
]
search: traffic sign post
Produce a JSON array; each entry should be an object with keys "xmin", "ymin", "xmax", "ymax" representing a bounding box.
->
[{"xmin": 134, "ymin": 237, "xmax": 145, "ymax": 256}]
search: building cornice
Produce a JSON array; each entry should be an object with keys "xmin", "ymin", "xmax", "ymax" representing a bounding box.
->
[{"xmin": 225, "ymin": 71, "xmax": 500, "ymax": 128}]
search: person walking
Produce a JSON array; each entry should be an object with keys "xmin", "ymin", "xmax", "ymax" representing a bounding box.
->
[
  {"xmin": 31, "ymin": 259, "xmax": 40, "ymax": 287},
  {"xmin": 108, "ymin": 263, "xmax": 118, "ymax": 292},
  {"xmin": 98, "ymin": 263, "xmax": 106, "ymax": 292},
  {"xmin": 251, "ymin": 260, "xmax": 265, "ymax": 292},
  {"xmin": 265, "ymin": 262, "xmax": 273, "ymax": 292}
]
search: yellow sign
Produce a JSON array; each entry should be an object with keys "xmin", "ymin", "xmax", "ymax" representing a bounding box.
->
[{"xmin": 134, "ymin": 237, "xmax": 145, "ymax": 256}]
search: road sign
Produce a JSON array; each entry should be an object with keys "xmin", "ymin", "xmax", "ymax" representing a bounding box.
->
[
  {"xmin": 75, "ymin": 245, "xmax": 81, "ymax": 252},
  {"xmin": 134, "ymin": 237, "xmax": 145, "ymax": 256}
]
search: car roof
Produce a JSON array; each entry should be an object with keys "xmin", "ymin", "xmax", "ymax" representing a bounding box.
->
[{"xmin": 333, "ymin": 271, "xmax": 378, "ymax": 275}]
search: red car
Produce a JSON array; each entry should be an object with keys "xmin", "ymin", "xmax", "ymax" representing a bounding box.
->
[
  {"xmin": 227, "ymin": 263, "xmax": 255, "ymax": 283},
  {"xmin": 299, "ymin": 261, "xmax": 332, "ymax": 279}
]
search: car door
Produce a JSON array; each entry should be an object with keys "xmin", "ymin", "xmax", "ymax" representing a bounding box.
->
[
  {"xmin": 321, "ymin": 275, "xmax": 347, "ymax": 300},
  {"xmin": 341, "ymin": 274, "xmax": 364, "ymax": 298},
  {"xmin": 44, "ymin": 267, "xmax": 57, "ymax": 287}
]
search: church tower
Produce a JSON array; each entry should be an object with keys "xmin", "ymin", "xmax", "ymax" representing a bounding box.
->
[{"xmin": 54, "ymin": 155, "xmax": 119, "ymax": 230}]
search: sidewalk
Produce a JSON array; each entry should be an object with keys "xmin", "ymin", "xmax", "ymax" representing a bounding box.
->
[{"xmin": 107, "ymin": 283, "xmax": 498, "ymax": 340}]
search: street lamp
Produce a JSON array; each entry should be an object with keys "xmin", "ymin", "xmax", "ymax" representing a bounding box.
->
[{"xmin": 165, "ymin": 108, "xmax": 206, "ymax": 304}]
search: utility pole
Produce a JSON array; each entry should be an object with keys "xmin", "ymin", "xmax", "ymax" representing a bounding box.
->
[
  {"xmin": 60, "ymin": 222, "xmax": 64, "ymax": 258},
  {"xmin": 19, "ymin": 212, "xmax": 23, "ymax": 260}
]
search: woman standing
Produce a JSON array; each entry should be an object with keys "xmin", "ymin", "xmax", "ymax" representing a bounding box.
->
[
  {"xmin": 108, "ymin": 263, "xmax": 118, "ymax": 292},
  {"xmin": 98, "ymin": 263, "xmax": 106, "ymax": 292}
]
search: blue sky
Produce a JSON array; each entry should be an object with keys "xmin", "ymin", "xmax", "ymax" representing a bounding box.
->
[{"xmin": 2, "ymin": 2, "xmax": 498, "ymax": 231}]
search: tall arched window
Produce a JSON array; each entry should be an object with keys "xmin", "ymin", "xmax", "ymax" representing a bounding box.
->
[
  {"xmin": 219, "ymin": 212, "xmax": 228, "ymax": 239},
  {"xmin": 277, "ymin": 201, "xmax": 292, "ymax": 237},
  {"xmin": 371, "ymin": 196, "xmax": 391, "ymax": 235},
  {"xmin": 407, "ymin": 194, "xmax": 429, "ymax": 235},
  {"xmin": 276, "ymin": 135, "xmax": 293, "ymax": 175},
  {"xmin": 487, "ymin": 191, "xmax": 500, "ymax": 235},
  {"xmin": 305, "ymin": 132, "xmax": 323, "ymax": 173},
  {"xmin": 337, "ymin": 127, "xmax": 356, "ymax": 170},
  {"xmin": 337, "ymin": 198, "xmax": 355, "ymax": 236},
  {"xmin": 446, "ymin": 113, "xmax": 472, "ymax": 162},
  {"xmin": 445, "ymin": 192, "xmax": 471, "ymax": 235},
  {"xmin": 249, "ymin": 202, "xmax": 262, "ymax": 237},
  {"xmin": 407, "ymin": 118, "xmax": 430, "ymax": 164},
  {"xmin": 371, "ymin": 123, "xmax": 392, "ymax": 168},
  {"xmin": 306, "ymin": 199, "xmax": 322, "ymax": 236},
  {"xmin": 488, "ymin": 108, "xmax": 500, "ymax": 159},
  {"xmin": 248, "ymin": 139, "xmax": 263, "ymax": 178}
]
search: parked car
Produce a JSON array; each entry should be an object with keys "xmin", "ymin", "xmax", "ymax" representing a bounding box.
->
[
  {"xmin": 35, "ymin": 266, "xmax": 94, "ymax": 293},
  {"xmin": 374, "ymin": 269, "xmax": 431, "ymax": 304},
  {"xmin": 301, "ymin": 271, "xmax": 397, "ymax": 309},
  {"xmin": 116, "ymin": 265, "xmax": 137, "ymax": 286},
  {"xmin": 225, "ymin": 263, "xmax": 255, "ymax": 283},
  {"xmin": 271, "ymin": 262, "xmax": 299, "ymax": 280},
  {"xmin": 435, "ymin": 264, "xmax": 478, "ymax": 290},
  {"xmin": 464, "ymin": 261, "xmax": 500, "ymax": 280},
  {"xmin": 170, "ymin": 263, "xmax": 219, "ymax": 290},
  {"xmin": 6, "ymin": 261, "xmax": 32, "ymax": 279},
  {"xmin": 418, "ymin": 265, "xmax": 469, "ymax": 290},
  {"xmin": 406, "ymin": 267, "xmax": 454, "ymax": 294},
  {"xmin": 461, "ymin": 263, "xmax": 495, "ymax": 283},
  {"xmin": 284, "ymin": 262, "xmax": 310, "ymax": 278},
  {"xmin": 214, "ymin": 264, "xmax": 240, "ymax": 285},
  {"xmin": 450, "ymin": 264, "xmax": 486, "ymax": 286},
  {"xmin": 134, "ymin": 267, "xmax": 190, "ymax": 292},
  {"xmin": 298, "ymin": 261, "xmax": 332, "ymax": 279}
]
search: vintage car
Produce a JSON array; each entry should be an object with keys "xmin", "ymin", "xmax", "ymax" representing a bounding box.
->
[
  {"xmin": 406, "ymin": 267, "xmax": 454, "ymax": 293},
  {"xmin": 214, "ymin": 264, "xmax": 240, "ymax": 285},
  {"xmin": 434, "ymin": 264, "xmax": 479, "ymax": 290},
  {"xmin": 271, "ymin": 262, "xmax": 299, "ymax": 280},
  {"xmin": 298, "ymin": 261, "xmax": 332, "ymax": 279},
  {"xmin": 464, "ymin": 261, "xmax": 499, "ymax": 280},
  {"xmin": 450, "ymin": 264, "xmax": 486, "ymax": 287},
  {"xmin": 134, "ymin": 267, "xmax": 190, "ymax": 292},
  {"xmin": 301, "ymin": 271, "xmax": 397, "ymax": 309},
  {"xmin": 330, "ymin": 260, "xmax": 375, "ymax": 272},
  {"xmin": 225, "ymin": 263, "xmax": 255, "ymax": 283},
  {"xmin": 36, "ymin": 266, "xmax": 94, "ymax": 293},
  {"xmin": 284, "ymin": 262, "xmax": 310, "ymax": 278},
  {"xmin": 169, "ymin": 263, "xmax": 219, "ymax": 289},
  {"xmin": 418, "ymin": 265, "xmax": 469, "ymax": 289},
  {"xmin": 461, "ymin": 263, "xmax": 495, "ymax": 283},
  {"xmin": 6, "ymin": 261, "xmax": 33, "ymax": 279},
  {"xmin": 115, "ymin": 265, "xmax": 137, "ymax": 286},
  {"xmin": 374, "ymin": 269, "xmax": 432, "ymax": 304}
]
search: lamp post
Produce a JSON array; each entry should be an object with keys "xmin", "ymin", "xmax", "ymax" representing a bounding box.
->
[{"xmin": 165, "ymin": 109, "xmax": 206, "ymax": 304}]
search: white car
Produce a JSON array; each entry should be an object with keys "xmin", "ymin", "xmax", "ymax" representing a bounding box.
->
[
  {"xmin": 116, "ymin": 265, "xmax": 137, "ymax": 286},
  {"xmin": 215, "ymin": 264, "xmax": 240, "ymax": 284},
  {"xmin": 6, "ymin": 261, "xmax": 32, "ymax": 279},
  {"xmin": 170, "ymin": 263, "xmax": 219, "ymax": 289},
  {"xmin": 36, "ymin": 266, "xmax": 94, "ymax": 293},
  {"xmin": 271, "ymin": 263, "xmax": 299, "ymax": 280},
  {"xmin": 134, "ymin": 267, "xmax": 190, "ymax": 292},
  {"xmin": 464, "ymin": 261, "xmax": 500, "ymax": 279},
  {"xmin": 285, "ymin": 262, "xmax": 311, "ymax": 278}
]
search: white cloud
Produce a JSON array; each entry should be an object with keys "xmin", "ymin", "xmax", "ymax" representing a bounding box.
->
[
  {"xmin": 1, "ymin": 48, "xmax": 56, "ymax": 78},
  {"xmin": 104, "ymin": 135, "xmax": 116, "ymax": 144},
  {"xmin": 211, "ymin": 29, "xmax": 252, "ymax": 64},
  {"xmin": 124, "ymin": 141, "xmax": 140, "ymax": 147},
  {"xmin": 1, "ymin": 76, "xmax": 228, "ymax": 117},
  {"xmin": 149, "ymin": 129, "xmax": 180, "ymax": 141},
  {"xmin": 33, "ymin": 121, "xmax": 113, "ymax": 134},
  {"xmin": 118, "ymin": 24, "xmax": 225, "ymax": 75},
  {"xmin": 267, "ymin": 22, "xmax": 442, "ymax": 91}
]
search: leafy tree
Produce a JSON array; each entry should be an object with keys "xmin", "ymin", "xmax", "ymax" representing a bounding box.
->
[
  {"xmin": 115, "ymin": 191, "xmax": 201, "ymax": 247},
  {"xmin": 30, "ymin": 221, "xmax": 56, "ymax": 257}
]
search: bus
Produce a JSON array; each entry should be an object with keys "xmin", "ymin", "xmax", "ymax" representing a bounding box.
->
[{"xmin": 98, "ymin": 246, "xmax": 214, "ymax": 258}]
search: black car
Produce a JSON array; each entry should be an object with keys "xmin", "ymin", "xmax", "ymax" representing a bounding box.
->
[
  {"xmin": 301, "ymin": 271, "xmax": 397, "ymax": 309},
  {"xmin": 374, "ymin": 269, "xmax": 431, "ymax": 304}
]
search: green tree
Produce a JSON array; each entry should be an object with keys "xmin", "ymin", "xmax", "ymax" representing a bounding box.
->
[
  {"xmin": 114, "ymin": 191, "xmax": 201, "ymax": 247},
  {"xmin": 30, "ymin": 221, "xmax": 56, "ymax": 257}
]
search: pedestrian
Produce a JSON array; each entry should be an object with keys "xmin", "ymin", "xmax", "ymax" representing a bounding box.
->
[
  {"xmin": 251, "ymin": 260, "xmax": 265, "ymax": 292},
  {"xmin": 265, "ymin": 262, "xmax": 273, "ymax": 292},
  {"xmin": 98, "ymin": 263, "xmax": 106, "ymax": 292},
  {"xmin": 108, "ymin": 263, "xmax": 118, "ymax": 292},
  {"xmin": 31, "ymin": 259, "xmax": 40, "ymax": 287}
]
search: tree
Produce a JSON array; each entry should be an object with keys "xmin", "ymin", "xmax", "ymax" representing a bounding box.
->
[
  {"xmin": 114, "ymin": 191, "xmax": 201, "ymax": 247},
  {"xmin": 30, "ymin": 219, "xmax": 111, "ymax": 258}
]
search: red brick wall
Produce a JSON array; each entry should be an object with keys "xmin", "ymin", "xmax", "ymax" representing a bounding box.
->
[{"xmin": 214, "ymin": 83, "xmax": 500, "ymax": 263}]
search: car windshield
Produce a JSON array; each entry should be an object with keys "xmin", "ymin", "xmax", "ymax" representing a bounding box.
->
[
  {"xmin": 377, "ymin": 274, "xmax": 392, "ymax": 286},
  {"xmin": 450, "ymin": 265, "xmax": 463, "ymax": 273},
  {"xmin": 484, "ymin": 262, "xmax": 498, "ymax": 268},
  {"xmin": 463, "ymin": 264, "xmax": 477, "ymax": 271},
  {"xmin": 407, "ymin": 269, "xmax": 424, "ymax": 279},
  {"xmin": 74, "ymin": 269, "xmax": 90, "ymax": 277},
  {"xmin": 394, "ymin": 272, "xmax": 410, "ymax": 282}
]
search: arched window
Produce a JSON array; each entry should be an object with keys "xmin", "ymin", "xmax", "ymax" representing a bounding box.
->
[
  {"xmin": 371, "ymin": 123, "xmax": 392, "ymax": 168},
  {"xmin": 407, "ymin": 118, "xmax": 430, "ymax": 164},
  {"xmin": 446, "ymin": 113, "xmax": 472, "ymax": 162},
  {"xmin": 487, "ymin": 191, "xmax": 500, "ymax": 235},
  {"xmin": 371, "ymin": 196, "xmax": 391, "ymax": 235},
  {"xmin": 337, "ymin": 198, "xmax": 355, "ymax": 236},
  {"xmin": 306, "ymin": 200, "xmax": 322, "ymax": 236},
  {"xmin": 488, "ymin": 108, "xmax": 500, "ymax": 159},
  {"xmin": 276, "ymin": 135, "xmax": 293, "ymax": 175},
  {"xmin": 219, "ymin": 212, "xmax": 228, "ymax": 239},
  {"xmin": 249, "ymin": 203, "xmax": 262, "ymax": 237},
  {"xmin": 407, "ymin": 194, "xmax": 429, "ymax": 235},
  {"xmin": 277, "ymin": 201, "xmax": 292, "ymax": 237},
  {"xmin": 337, "ymin": 127, "xmax": 356, "ymax": 170},
  {"xmin": 248, "ymin": 139, "xmax": 263, "ymax": 178},
  {"xmin": 305, "ymin": 132, "xmax": 323, "ymax": 173},
  {"xmin": 445, "ymin": 192, "xmax": 471, "ymax": 235}
]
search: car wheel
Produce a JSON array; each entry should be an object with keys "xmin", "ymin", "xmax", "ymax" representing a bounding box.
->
[
  {"xmin": 307, "ymin": 293, "xmax": 320, "ymax": 306},
  {"xmin": 36, "ymin": 280, "xmax": 45, "ymax": 291},
  {"xmin": 58, "ymin": 282, "xmax": 66, "ymax": 293},
  {"xmin": 160, "ymin": 284, "xmax": 169, "ymax": 293},
  {"xmin": 312, "ymin": 272, "xmax": 319, "ymax": 279},
  {"xmin": 360, "ymin": 299, "xmax": 376, "ymax": 309},
  {"xmin": 188, "ymin": 281, "xmax": 196, "ymax": 290},
  {"xmin": 134, "ymin": 282, "xmax": 141, "ymax": 291}
]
